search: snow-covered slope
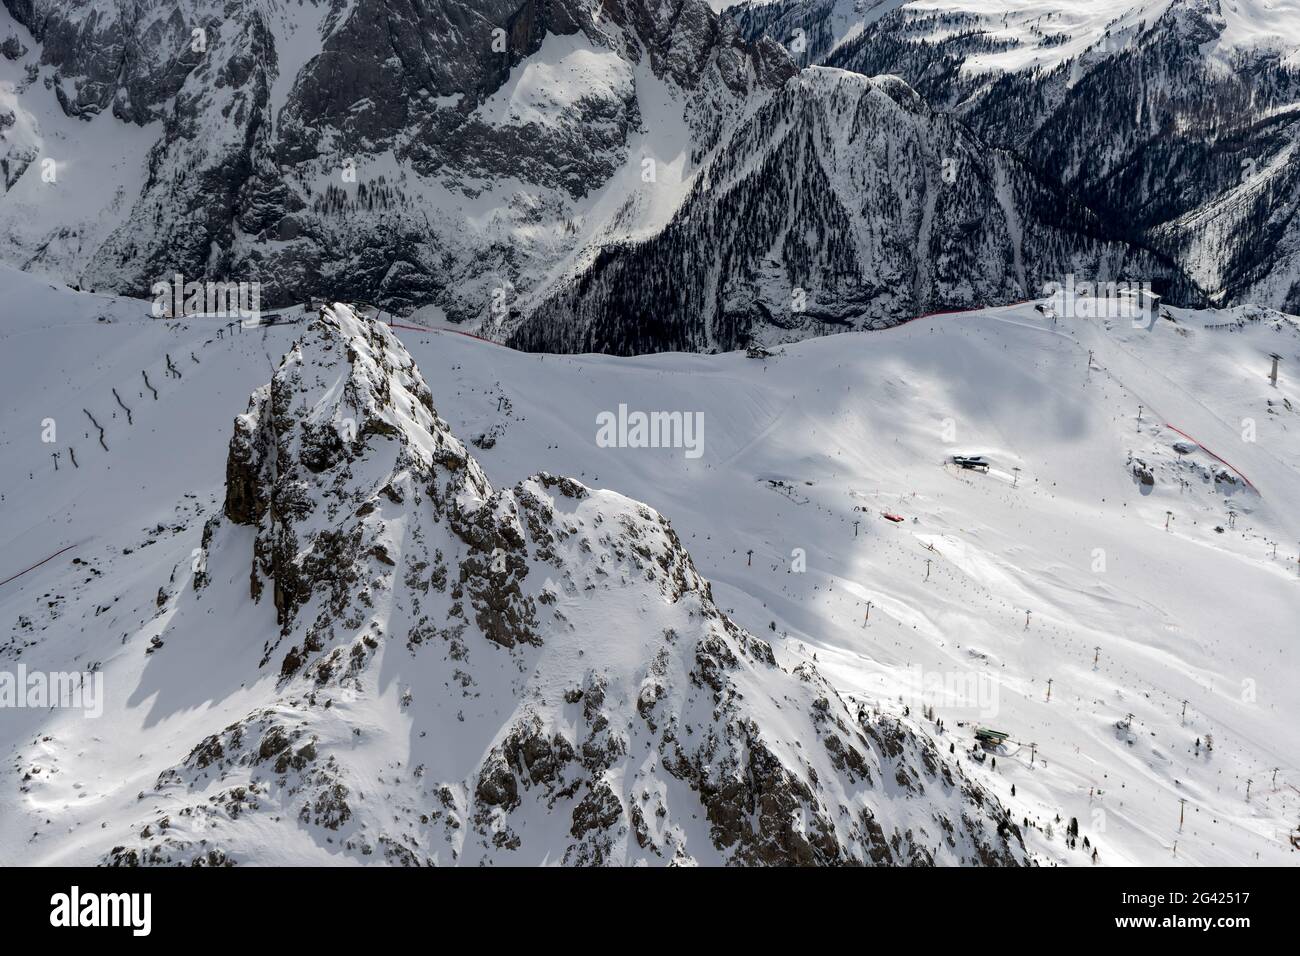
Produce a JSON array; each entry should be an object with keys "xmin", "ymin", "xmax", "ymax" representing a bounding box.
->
[
  {"xmin": 0, "ymin": 271, "xmax": 1029, "ymax": 865},
  {"xmin": 2, "ymin": 267, "xmax": 1297, "ymax": 865},
  {"xmin": 395, "ymin": 296, "xmax": 1300, "ymax": 869}
]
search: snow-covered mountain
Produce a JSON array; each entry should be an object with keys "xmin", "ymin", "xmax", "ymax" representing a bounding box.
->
[
  {"xmin": 0, "ymin": 0, "xmax": 797, "ymax": 332},
  {"xmin": 3, "ymin": 0, "xmax": 1298, "ymax": 877},
  {"xmin": 732, "ymin": 0, "xmax": 1300, "ymax": 315},
  {"xmin": 0, "ymin": 278, "xmax": 1031, "ymax": 865},
  {"xmin": 511, "ymin": 65, "xmax": 1197, "ymax": 353},
  {"xmin": 6, "ymin": 0, "xmax": 1290, "ymax": 353},
  {"xmin": 2, "ymin": 265, "xmax": 1297, "ymax": 866}
]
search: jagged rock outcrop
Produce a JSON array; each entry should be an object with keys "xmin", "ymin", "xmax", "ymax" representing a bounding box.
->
[{"xmin": 103, "ymin": 304, "xmax": 1029, "ymax": 865}]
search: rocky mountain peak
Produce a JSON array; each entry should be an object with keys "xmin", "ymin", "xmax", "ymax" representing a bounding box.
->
[
  {"xmin": 221, "ymin": 304, "xmax": 494, "ymax": 636},
  {"xmin": 91, "ymin": 305, "xmax": 1036, "ymax": 865}
]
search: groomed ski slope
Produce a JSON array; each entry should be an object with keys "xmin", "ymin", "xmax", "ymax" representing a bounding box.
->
[{"xmin": 1, "ymin": 265, "xmax": 1297, "ymax": 865}]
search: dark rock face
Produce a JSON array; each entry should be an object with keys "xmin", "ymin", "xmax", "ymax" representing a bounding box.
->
[
  {"xmin": 1, "ymin": 0, "xmax": 800, "ymax": 327},
  {"xmin": 101, "ymin": 304, "xmax": 1031, "ymax": 866},
  {"xmin": 271, "ymin": 0, "xmax": 603, "ymax": 181},
  {"xmin": 1, "ymin": 32, "xmax": 26, "ymax": 59}
]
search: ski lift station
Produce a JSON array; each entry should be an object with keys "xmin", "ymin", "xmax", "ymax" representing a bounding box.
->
[{"xmin": 953, "ymin": 455, "xmax": 991, "ymax": 472}]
